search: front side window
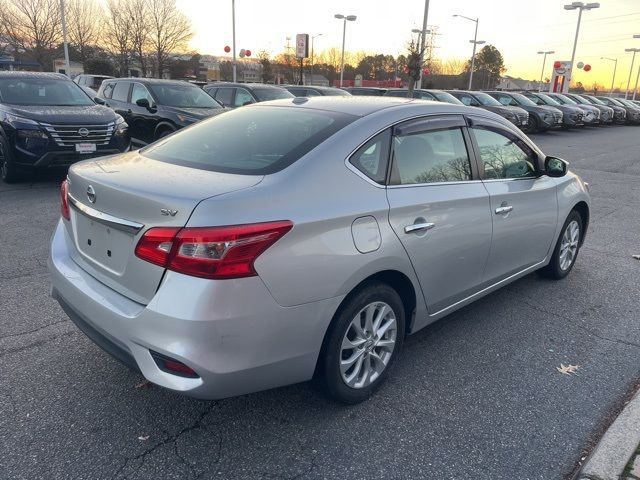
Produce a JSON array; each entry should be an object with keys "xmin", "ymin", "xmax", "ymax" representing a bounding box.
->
[
  {"xmin": 142, "ymin": 106, "xmax": 355, "ymax": 175},
  {"xmin": 131, "ymin": 83, "xmax": 154, "ymax": 105},
  {"xmin": 234, "ymin": 88, "xmax": 254, "ymax": 107},
  {"xmin": 472, "ymin": 127, "xmax": 537, "ymax": 180},
  {"xmin": 391, "ymin": 127, "xmax": 472, "ymax": 185},
  {"xmin": 349, "ymin": 129, "xmax": 391, "ymax": 184}
]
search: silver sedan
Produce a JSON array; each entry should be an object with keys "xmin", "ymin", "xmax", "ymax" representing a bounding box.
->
[{"xmin": 49, "ymin": 97, "xmax": 590, "ymax": 403}]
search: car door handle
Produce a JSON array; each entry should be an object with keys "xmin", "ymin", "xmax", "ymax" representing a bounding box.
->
[
  {"xmin": 404, "ymin": 222, "xmax": 435, "ymax": 234},
  {"xmin": 495, "ymin": 206, "xmax": 513, "ymax": 215}
]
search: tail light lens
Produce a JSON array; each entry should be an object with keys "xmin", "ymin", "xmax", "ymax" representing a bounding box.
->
[
  {"xmin": 60, "ymin": 179, "xmax": 70, "ymax": 220},
  {"xmin": 135, "ymin": 221, "xmax": 293, "ymax": 280}
]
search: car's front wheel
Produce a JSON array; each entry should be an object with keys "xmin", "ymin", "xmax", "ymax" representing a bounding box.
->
[
  {"xmin": 321, "ymin": 283, "xmax": 405, "ymax": 404},
  {"xmin": 541, "ymin": 210, "xmax": 583, "ymax": 279},
  {"xmin": 0, "ymin": 138, "xmax": 21, "ymax": 183}
]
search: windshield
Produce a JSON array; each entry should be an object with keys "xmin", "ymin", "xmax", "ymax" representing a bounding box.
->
[
  {"xmin": 537, "ymin": 93, "xmax": 560, "ymax": 106},
  {"xmin": 0, "ymin": 77, "xmax": 94, "ymax": 106},
  {"xmin": 608, "ymin": 98, "xmax": 625, "ymax": 107},
  {"xmin": 148, "ymin": 83, "xmax": 221, "ymax": 108},
  {"xmin": 553, "ymin": 94, "xmax": 577, "ymax": 105},
  {"xmin": 569, "ymin": 95, "xmax": 590, "ymax": 105},
  {"xmin": 617, "ymin": 98, "xmax": 635, "ymax": 108},
  {"xmin": 253, "ymin": 87, "xmax": 294, "ymax": 102},
  {"xmin": 585, "ymin": 95, "xmax": 605, "ymax": 106},
  {"xmin": 429, "ymin": 91, "xmax": 463, "ymax": 105},
  {"xmin": 142, "ymin": 106, "xmax": 356, "ymax": 175},
  {"xmin": 473, "ymin": 92, "xmax": 502, "ymax": 106},
  {"xmin": 511, "ymin": 93, "xmax": 537, "ymax": 107}
]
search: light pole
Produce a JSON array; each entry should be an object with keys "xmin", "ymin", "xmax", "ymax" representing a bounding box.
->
[
  {"xmin": 625, "ymin": 47, "xmax": 640, "ymax": 99},
  {"xmin": 453, "ymin": 14, "xmax": 484, "ymax": 90},
  {"xmin": 632, "ymin": 35, "xmax": 640, "ymax": 100},
  {"xmin": 59, "ymin": 0, "xmax": 71, "ymax": 76},
  {"xmin": 231, "ymin": 0, "xmax": 237, "ymax": 82},
  {"xmin": 601, "ymin": 57, "xmax": 618, "ymax": 94},
  {"xmin": 334, "ymin": 14, "xmax": 357, "ymax": 87},
  {"xmin": 417, "ymin": 0, "xmax": 430, "ymax": 87},
  {"xmin": 564, "ymin": 2, "xmax": 600, "ymax": 92},
  {"xmin": 537, "ymin": 51, "xmax": 555, "ymax": 92},
  {"xmin": 310, "ymin": 33, "xmax": 322, "ymax": 86}
]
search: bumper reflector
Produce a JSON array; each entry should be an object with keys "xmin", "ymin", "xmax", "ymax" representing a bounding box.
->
[{"xmin": 150, "ymin": 351, "xmax": 199, "ymax": 378}]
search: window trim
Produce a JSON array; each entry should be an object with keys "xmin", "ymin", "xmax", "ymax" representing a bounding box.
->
[{"xmin": 465, "ymin": 115, "xmax": 544, "ymax": 181}]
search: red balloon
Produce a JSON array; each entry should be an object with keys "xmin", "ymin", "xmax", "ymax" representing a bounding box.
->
[
  {"xmin": 423, "ymin": 68, "xmax": 430, "ymax": 75},
  {"xmin": 224, "ymin": 45, "xmax": 231, "ymax": 53},
  {"xmin": 583, "ymin": 64, "xmax": 591, "ymax": 72},
  {"xmin": 245, "ymin": 49, "xmax": 251, "ymax": 57}
]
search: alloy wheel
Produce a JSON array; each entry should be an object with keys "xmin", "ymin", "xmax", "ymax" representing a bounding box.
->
[
  {"xmin": 559, "ymin": 220, "xmax": 580, "ymax": 271},
  {"xmin": 340, "ymin": 302, "xmax": 397, "ymax": 389}
]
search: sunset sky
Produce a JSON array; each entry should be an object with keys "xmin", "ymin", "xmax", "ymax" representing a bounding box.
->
[{"xmin": 177, "ymin": 0, "xmax": 640, "ymax": 89}]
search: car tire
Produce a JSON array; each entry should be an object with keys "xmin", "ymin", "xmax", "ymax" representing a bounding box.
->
[
  {"xmin": 528, "ymin": 115, "xmax": 540, "ymax": 133},
  {"xmin": 0, "ymin": 137, "xmax": 21, "ymax": 183},
  {"xmin": 321, "ymin": 283, "xmax": 405, "ymax": 404},
  {"xmin": 540, "ymin": 210, "xmax": 583, "ymax": 280},
  {"xmin": 156, "ymin": 128, "xmax": 174, "ymax": 140}
]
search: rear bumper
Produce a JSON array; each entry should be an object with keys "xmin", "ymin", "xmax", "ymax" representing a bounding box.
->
[{"xmin": 49, "ymin": 220, "xmax": 343, "ymax": 399}]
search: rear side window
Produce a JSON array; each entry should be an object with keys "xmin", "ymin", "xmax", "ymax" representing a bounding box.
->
[
  {"xmin": 101, "ymin": 82, "xmax": 115, "ymax": 99},
  {"xmin": 349, "ymin": 129, "xmax": 391, "ymax": 184},
  {"xmin": 142, "ymin": 106, "xmax": 356, "ymax": 175},
  {"xmin": 111, "ymin": 82, "xmax": 130, "ymax": 102},
  {"xmin": 391, "ymin": 128, "xmax": 471, "ymax": 185}
]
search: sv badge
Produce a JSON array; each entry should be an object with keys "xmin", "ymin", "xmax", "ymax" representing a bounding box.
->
[{"xmin": 160, "ymin": 208, "xmax": 178, "ymax": 217}]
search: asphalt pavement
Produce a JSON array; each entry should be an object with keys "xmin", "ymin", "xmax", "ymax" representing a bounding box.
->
[{"xmin": 1, "ymin": 125, "xmax": 639, "ymax": 480}]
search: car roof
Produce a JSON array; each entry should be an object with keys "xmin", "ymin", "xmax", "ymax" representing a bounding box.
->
[
  {"xmin": 0, "ymin": 71, "xmax": 68, "ymax": 80},
  {"xmin": 207, "ymin": 82, "xmax": 287, "ymax": 89},
  {"xmin": 247, "ymin": 95, "xmax": 470, "ymax": 117},
  {"xmin": 107, "ymin": 77, "xmax": 200, "ymax": 87}
]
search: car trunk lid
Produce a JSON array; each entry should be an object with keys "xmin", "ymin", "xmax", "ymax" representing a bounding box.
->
[{"xmin": 65, "ymin": 151, "xmax": 263, "ymax": 304}]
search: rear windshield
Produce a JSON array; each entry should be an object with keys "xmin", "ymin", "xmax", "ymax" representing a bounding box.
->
[
  {"xmin": 0, "ymin": 77, "xmax": 94, "ymax": 106},
  {"xmin": 142, "ymin": 106, "xmax": 356, "ymax": 174},
  {"xmin": 148, "ymin": 83, "xmax": 221, "ymax": 108},
  {"xmin": 252, "ymin": 87, "xmax": 294, "ymax": 102}
]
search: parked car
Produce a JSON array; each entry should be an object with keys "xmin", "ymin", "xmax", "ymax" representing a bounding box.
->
[
  {"xmin": 0, "ymin": 72, "xmax": 129, "ymax": 183},
  {"xmin": 447, "ymin": 90, "xmax": 529, "ymax": 129},
  {"xmin": 580, "ymin": 94, "xmax": 627, "ymax": 124},
  {"xmin": 384, "ymin": 88, "xmax": 462, "ymax": 105},
  {"xmin": 203, "ymin": 82, "xmax": 293, "ymax": 108},
  {"xmin": 80, "ymin": 85, "xmax": 98, "ymax": 98},
  {"xmin": 422, "ymin": 90, "xmax": 465, "ymax": 105},
  {"xmin": 597, "ymin": 96, "xmax": 640, "ymax": 124},
  {"xmin": 343, "ymin": 87, "xmax": 388, "ymax": 96},
  {"xmin": 50, "ymin": 96, "xmax": 590, "ymax": 404},
  {"xmin": 545, "ymin": 92, "xmax": 601, "ymax": 126},
  {"xmin": 285, "ymin": 85, "xmax": 351, "ymax": 96},
  {"xmin": 520, "ymin": 91, "xmax": 584, "ymax": 128},
  {"xmin": 564, "ymin": 93, "xmax": 616, "ymax": 124},
  {"xmin": 486, "ymin": 91, "xmax": 563, "ymax": 132},
  {"xmin": 97, "ymin": 78, "xmax": 226, "ymax": 146},
  {"xmin": 73, "ymin": 74, "xmax": 114, "ymax": 91}
]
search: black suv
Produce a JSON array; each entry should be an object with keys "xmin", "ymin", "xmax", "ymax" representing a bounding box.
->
[
  {"xmin": 203, "ymin": 82, "xmax": 293, "ymax": 108},
  {"xmin": 0, "ymin": 72, "xmax": 130, "ymax": 183},
  {"xmin": 447, "ymin": 90, "xmax": 529, "ymax": 129},
  {"xmin": 486, "ymin": 91, "xmax": 563, "ymax": 132},
  {"xmin": 284, "ymin": 85, "xmax": 350, "ymax": 97},
  {"xmin": 73, "ymin": 74, "xmax": 114, "ymax": 91},
  {"xmin": 98, "ymin": 78, "xmax": 226, "ymax": 146},
  {"xmin": 342, "ymin": 87, "xmax": 388, "ymax": 96}
]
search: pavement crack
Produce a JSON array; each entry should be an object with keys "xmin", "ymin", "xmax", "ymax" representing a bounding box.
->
[
  {"xmin": 0, "ymin": 319, "xmax": 69, "ymax": 340},
  {"xmin": 0, "ymin": 331, "xmax": 76, "ymax": 358},
  {"xmin": 514, "ymin": 293, "xmax": 640, "ymax": 350}
]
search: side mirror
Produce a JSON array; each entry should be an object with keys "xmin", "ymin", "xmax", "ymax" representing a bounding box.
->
[
  {"xmin": 94, "ymin": 97, "xmax": 105, "ymax": 105},
  {"xmin": 545, "ymin": 156, "xmax": 568, "ymax": 177},
  {"xmin": 136, "ymin": 98, "xmax": 151, "ymax": 108}
]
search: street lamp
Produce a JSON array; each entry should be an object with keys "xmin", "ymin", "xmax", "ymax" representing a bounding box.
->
[
  {"xmin": 631, "ymin": 35, "xmax": 640, "ymax": 100},
  {"xmin": 601, "ymin": 57, "xmax": 618, "ymax": 95},
  {"xmin": 412, "ymin": 27, "xmax": 431, "ymax": 87},
  {"xmin": 537, "ymin": 50, "xmax": 555, "ymax": 92},
  {"xmin": 231, "ymin": 0, "xmax": 237, "ymax": 82},
  {"xmin": 563, "ymin": 2, "xmax": 600, "ymax": 91},
  {"xmin": 625, "ymin": 47, "xmax": 640, "ymax": 99},
  {"xmin": 310, "ymin": 33, "xmax": 322, "ymax": 86},
  {"xmin": 59, "ymin": 0, "xmax": 71, "ymax": 76},
  {"xmin": 453, "ymin": 14, "xmax": 484, "ymax": 90},
  {"xmin": 334, "ymin": 14, "xmax": 357, "ymax": 87}
]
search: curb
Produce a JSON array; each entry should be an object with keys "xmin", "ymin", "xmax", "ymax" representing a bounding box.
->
[{"xmin": 577, "ymin": 390, "xmax": 640, "ymax": 480}]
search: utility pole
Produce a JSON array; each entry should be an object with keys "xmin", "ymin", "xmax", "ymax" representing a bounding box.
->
[
  {"xmin": 59, "ymin": 0, "xmax": 71, "ymax": 76},
  {"xmin": 418, "ymin": 0, "xmax": 430, "ymax": 88},
  {"xmin": 231, "ymin": 0, "xmax": 237, "ymax": 82}
]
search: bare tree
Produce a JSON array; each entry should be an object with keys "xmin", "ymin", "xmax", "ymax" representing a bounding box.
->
[
  {"xmin": 0, "ymin": 0, "xmax": 61, "ymax": 70},
  {"xmin": 66, "ymin": 0, "xmax": 102, "ymax": 63},
  {"xmin": 103, "ymin": 0, "xmax": 131, "ymax": 76},
  {"xmin": 146, "ymin": 0, "xmax": 193, "ymax": 78},
  {"xmin": 126, "ymin": 0, "xmax": 150, "ymax": 77}
]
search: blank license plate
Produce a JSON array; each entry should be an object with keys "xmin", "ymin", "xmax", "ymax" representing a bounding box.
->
[
  {"xmin": 75, "ymin": 143, "xmax": 96, "ymax": 154},
  {"xmin": 75, "ymin": 216, "xmax": 133, "ymax": 273}
]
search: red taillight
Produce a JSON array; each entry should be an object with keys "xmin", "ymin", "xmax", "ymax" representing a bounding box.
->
[
  {"xmin": 60, "ymin": 179, "xmax": 70, "ymax": 220},
  {"xmin": 134, "ymin": 221, "xmax": 293, "ymax": 280}
]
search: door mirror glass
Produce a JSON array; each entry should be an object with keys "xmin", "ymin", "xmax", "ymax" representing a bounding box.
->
[
  {"xmin": 136, "ymin": 97, "xmax": 150, "ymax": 108},
  {"xmin": 545, "ymin": 156, "xmax": 568, "ymax": 177},
  {"xmin": 94, "ymin": 96, "xmax": 105, "ymax": 105}
]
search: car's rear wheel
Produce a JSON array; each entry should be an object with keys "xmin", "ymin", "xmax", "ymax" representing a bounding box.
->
[
  {"xmin": 321, "ymin": 283, "xmax": 405, "ymax": 404},
  {"xmin": 540, "ymin": 210, "xmax": 583, "ymax": 279},
  {"xmin": 0, "ymin": 138, "xmax": 21, "ymax": 183}
]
